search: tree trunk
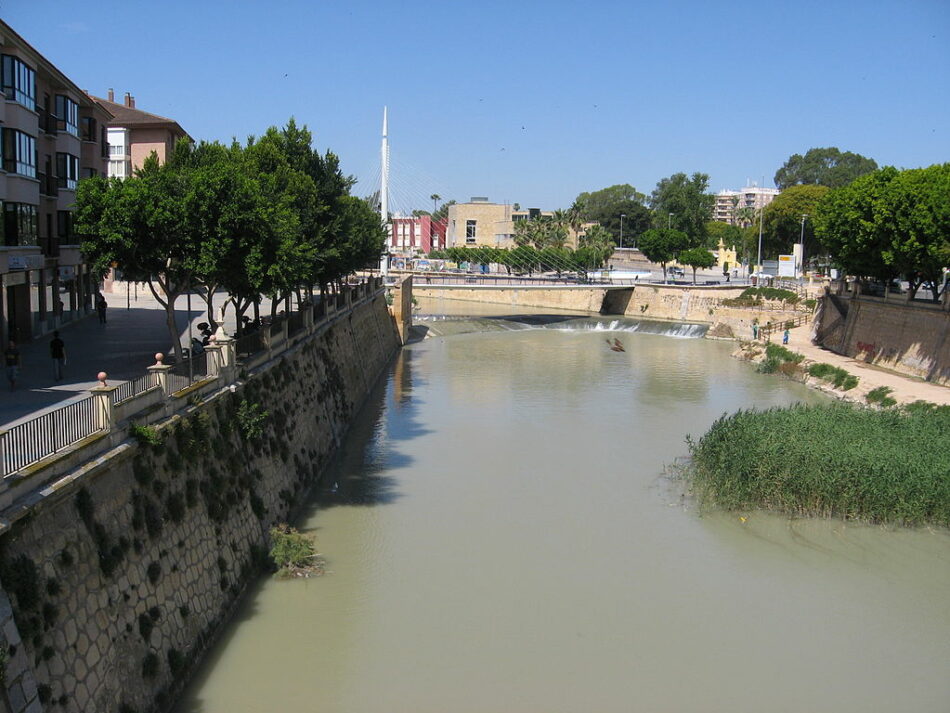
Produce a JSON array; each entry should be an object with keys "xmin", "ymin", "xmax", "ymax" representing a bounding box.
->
[
  {"xmin": 147, "ymin": 280, "xmax": 184, "ymax": 364},
  {"xmin": 202, "ymin": 286, "xmax": 217, "ymax": 330}
]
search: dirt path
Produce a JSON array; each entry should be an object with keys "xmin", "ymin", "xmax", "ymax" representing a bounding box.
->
[{"xmin": 770, "ymin": 324, "xmax": 950, "ymax": 406}]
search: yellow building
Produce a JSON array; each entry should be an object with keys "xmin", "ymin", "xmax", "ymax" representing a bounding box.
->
[{"xmin": 446, "ymin": 198, "xmax": 590, "ymax": 249}]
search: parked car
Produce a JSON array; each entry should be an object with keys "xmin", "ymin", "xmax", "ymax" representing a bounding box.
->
[{"xmin": 667, "ymin": 266, "xmax": 685, "ymax": 278}]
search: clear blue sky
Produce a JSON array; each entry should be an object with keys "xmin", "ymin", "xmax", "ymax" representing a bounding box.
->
[{"xmin": 6, "ymin": 0, "xmax": 948, "ymax": 212}]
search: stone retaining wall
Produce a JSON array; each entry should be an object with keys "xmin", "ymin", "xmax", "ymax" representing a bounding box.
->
[
  {"xmin": 0, "ymin": 295, "xmax": 399, "ymax": 713},
  {"xmin": 816, "ymin": 293, "xmax": 950, "ymax": 385}
]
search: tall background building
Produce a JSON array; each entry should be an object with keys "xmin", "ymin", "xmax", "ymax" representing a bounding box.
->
[
  {"xmin": 0, "ymin": 20, "xmax": 109, "ymax": 343},
  {"xmin": 91, "ymin": 90, "xmax": 190, "ymax": 179},
  {"xmin": 713, "ymin": 184, "xmax": 780, "ymax": 226}
]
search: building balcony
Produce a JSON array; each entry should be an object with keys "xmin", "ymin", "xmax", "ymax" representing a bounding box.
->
[
  {"xmin": 38, "ymin": 110, "xmax": 58, "ymax": 136},
  {"xmin": 37, "ymin": 171, "xmax": 59, "ymax": 197}
]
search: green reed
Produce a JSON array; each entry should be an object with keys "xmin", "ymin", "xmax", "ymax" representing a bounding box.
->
[{"xmin": 686, "ymin": 402, "xmax": 950, "ymax": 527}]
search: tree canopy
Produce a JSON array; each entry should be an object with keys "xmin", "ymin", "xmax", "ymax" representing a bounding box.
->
[
  {"xmin": 637, "ymin": 228, "xmax": 690, "ymax": 279},
  {"xmin": 760, "ymin": 184, "xmax": 831, "ymax": 261},
  {"xmin": 774, "ymin": 147, "xmax": 878, "ymax": 190},
  {"xmin": 814, "ymin": 163, "xmax": 950, "ymax": 300},
  {"xmin": 649, "ymin": 173, "xmax": 714, "ymax": 248},
  {"xmin": 678, "ymin": 247, "xmax": 716, "ymax": 284},
  {"xmin": 76, "ymin": 119, "xmax": 385, "ymax": 360},
  {"xmin": 572, "ymin": 184, "xmax": 650, "ymax": 245}
]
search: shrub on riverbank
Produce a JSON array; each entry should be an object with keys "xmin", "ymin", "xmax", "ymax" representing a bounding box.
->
[
  {"xmin": 686, "ymin": 402, "xmax": 950, "ymax": 526},
  {"xmin": 269, "ymin": 525, "xmax": 324, "ymax": 577},
  {"xmin": 757, "ymin": 344, "xmax": 805, "ymax": 375},
  {"xmin": 723, "ymin": 287, "xmax": 800, "ymax": 307},
  {"xmin": 808, "ymin": 362, "xmax": 859, "ymax": 390}
]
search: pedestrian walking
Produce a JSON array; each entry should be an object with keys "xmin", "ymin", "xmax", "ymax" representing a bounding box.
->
[
  {"xmin": 4, "ymin": 340, "xmax": 20, "ymax": 391},
  {"xmin": 783, "ymin": 329, "xmax": 790, "ymax": 345},
  {"xmin": 752, "ymin": 323, "xmax": 758, "ymax": 340},
  {"xmin": 96, "ymin": 294, "xmax": 108, "ymax": 324},
  {"xmin": 50, "ymin": 331, "xmax": 66, "ymax": 381}
]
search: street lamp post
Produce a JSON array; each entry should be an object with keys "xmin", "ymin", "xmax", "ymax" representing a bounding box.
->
[
  {"xmin": 756, "ymin": 206, "xmax": 764, "ymax": 282},
  {"xmin": 668, "ymin": 213, "xmax": 673, "ymax": 230},
  {"xmin": 620, "ymin": 214, "xmax": 626, "ymax": 248},
  {"xmin": 799, "ymin": 214, "xmax": 808, "ymax": 279}
]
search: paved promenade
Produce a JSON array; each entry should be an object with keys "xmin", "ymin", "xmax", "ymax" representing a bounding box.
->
[
  {"xmin": 783, "ymin": 324, "xmax": 950, "ymax": 406},
  {"xmin": 0, "ymin": 288, "xmax": 244, "ymax": 429}
]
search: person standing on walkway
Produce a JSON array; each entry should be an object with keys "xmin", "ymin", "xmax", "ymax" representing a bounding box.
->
[
  {"xmin": 96, "ymin": 294, "xmax": 107, "ymax": 324},
  {"xmin": 783, "ymin": 329, "xmax": 790, "ymax": 345},
  {"xmin": 50, "ymin": 331, "xmax": 66, "ymax": 381},
  {"xmin": 4, "ymin": 341, "xmax": 20, "ymax": 391}
]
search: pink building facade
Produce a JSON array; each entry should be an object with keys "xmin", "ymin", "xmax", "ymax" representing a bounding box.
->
[{"xmin": 390, "ymin": 215, "xmax": 446, "ymax": 254}]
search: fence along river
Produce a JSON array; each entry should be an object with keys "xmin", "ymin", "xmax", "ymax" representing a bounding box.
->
[{"xmin": 175, "ymin": 303, "xmax": 950, "ymax": 713}]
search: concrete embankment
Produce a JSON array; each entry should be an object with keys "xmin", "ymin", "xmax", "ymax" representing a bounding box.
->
[
  {"xmin": 814, "ymin": 290, "xmax": 950, "ymax": 385},
  {"xmin": 0, "ymin": 294, "xmax": 400, "ymax": 713}
]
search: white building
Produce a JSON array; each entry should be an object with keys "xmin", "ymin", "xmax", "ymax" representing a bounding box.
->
[{"xmin": 713, "ymin": 183, "xmax": 780, "ymax": 225}]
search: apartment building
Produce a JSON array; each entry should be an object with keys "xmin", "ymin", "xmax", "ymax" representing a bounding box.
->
[
  {"xmin": 446, "ymin": 198, "xmax": 588, "ymax": 249},
  {"xmin": 0, "ymin": 20, "xmax": 110, "ymax": 344},
  {"xmin": 713, "ymin": 184, "xmax": 780, "ymax": 225},
  {"xmin": 390, "ymin": 215, "xmax": 446, "ymax": 254},
  {"xmin": 91, "ymin": 90, "xmax": 190, "ymax": 178}
]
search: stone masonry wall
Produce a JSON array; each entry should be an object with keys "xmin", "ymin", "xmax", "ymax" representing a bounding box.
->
[
  {"xmin": 818, "ymin": 294, "xmax": 950, "ymax": 385},
  {"xmin": 0, "ymin": 294, "xmax": 399, "ymax": 713}
]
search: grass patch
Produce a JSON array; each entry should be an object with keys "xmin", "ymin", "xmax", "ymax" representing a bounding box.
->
[
  {"xmin": 866, "ymin": 386, "xmax": 897, "ymax": 408},
  {"xmin": 807, "ymin": 362, "xmax": 859, "ymax": 390},
  {"xmin": 686, "ymin": 402, "xmax": 950, "ymax": 526}
]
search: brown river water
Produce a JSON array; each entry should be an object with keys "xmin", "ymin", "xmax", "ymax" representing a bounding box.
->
[{"xmin": 175, "ymin": 302, "xmax": 950, "ymax": 713}]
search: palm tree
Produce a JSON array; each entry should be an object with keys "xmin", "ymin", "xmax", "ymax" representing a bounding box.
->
[{"xmin": 430, "ymin": 194, "xmax": 441, "ymax": 215}]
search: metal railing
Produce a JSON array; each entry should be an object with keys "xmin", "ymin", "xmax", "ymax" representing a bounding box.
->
[
  {"xmin": 167, "ymin": 352, "xmax": 208, "ymax": 394},
  {"xmin": 234, "ymin": 330, "xmax": 264, "ymax": 357},
  {"xmin": 0, "ymin": 276, "xmax": 383, "ymax": 479},
  {"xmin": 1, "ymin": 396, "xmax": 101, "ymax": 476},
  {"xmin": 111, "ymin": 374, "xmax": 156, "ymax": 405},
  {"xmin": 758, "ymin": 313, "xmax": 813, "ymax": 342}
]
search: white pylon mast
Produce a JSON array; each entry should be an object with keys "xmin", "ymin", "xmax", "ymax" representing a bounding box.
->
[
  {"xmin": 380, "ymin": 106, "xmax": 389, "ymax": 223},
  {"xmin": 379, "ymin": 107, "xmax": 390, "ymax": 276}
]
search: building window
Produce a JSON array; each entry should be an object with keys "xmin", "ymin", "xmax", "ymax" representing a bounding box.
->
[
  {"xmin": 56, "ymin": 153, "xmax": 79, "ymax": 190},
  {"xmin": 109, "ymin": 144, "xmax": 126, "ymax": 156},
  {"xmin": 54, "ymin": 95, "xmax": 79, "ymax": 136},
  {"xmin": 109, "ymin": 159, "xmax": 129, "ymax": 179},
  {"xmin": 3, "ymin": 203, "xmax": 38, "ymax": 247},
  {"xmin": 0, "ymin": 55, "xmax": 36, "ymax": 110},
  {"xmin": 465, "ymin": 219, "xmax": 476, "ymax": 244},
  {"xmin": 80, "ymin": 116, "xmax": 98, "ymax": 142},
  {"xmin": 57, "ymin": 211, "xmax": 74, "ymax": 244},
  {"xmin": 1, "ymin": 128, "xmax": 37, "ymax": 177},
  {"xmin": 100, "ymin": 127, "xmax": 108, "ymax": 158}
]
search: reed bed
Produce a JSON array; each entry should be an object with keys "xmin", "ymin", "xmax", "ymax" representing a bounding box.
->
[{"xmin": 686, "ymin": 402, "xmax": 950, "ymax": 527}]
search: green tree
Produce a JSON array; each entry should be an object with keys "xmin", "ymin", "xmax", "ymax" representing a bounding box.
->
[
  {"xmin": 649, "ymin": 173, "xmax": 714, "ymax": 248},
  {"xmin": 705, "ymin": 220, "xmax": 744, "ymax": 250},
  {"xmin": 431, "ymin": 199, "xmax": 455, "ymax": 223},
  {"xmin": 637, "ymin": 228, "xmax": 689, "ymax": 281},
  {"xmin": 572, "ymin": 184, "xmax": 651, "ymax": 245},
  {"xmin": 76, "ymin": 147, "xmax": 199, "ymax": 363},
  {"xmin": 814, "ymin": 169, "xmax": 900, "ymax": 285},
  {"xmin": 678, "ymin": 247, "xmax": 716, "ymax": 284},
  {"xmin": 760, "ymin": 184, "xmax": 831, "ymax": 261},
  {"xmin": 774, "ymin": 147, "xmax": 878, "ymax": 190}
]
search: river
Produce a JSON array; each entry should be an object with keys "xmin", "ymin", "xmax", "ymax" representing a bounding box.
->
[{"xmin": 175, "ymin": 305, "xmax": 950, "ymax": 713}]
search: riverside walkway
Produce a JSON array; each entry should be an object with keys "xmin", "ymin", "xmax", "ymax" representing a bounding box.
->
[
  {"xmin": 0, "ymin": 288, "xmax": 235, "ymax": 429},
  {"xmin": 782, "ymin": 324, "xmax": 950, "ymax": 406}
]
